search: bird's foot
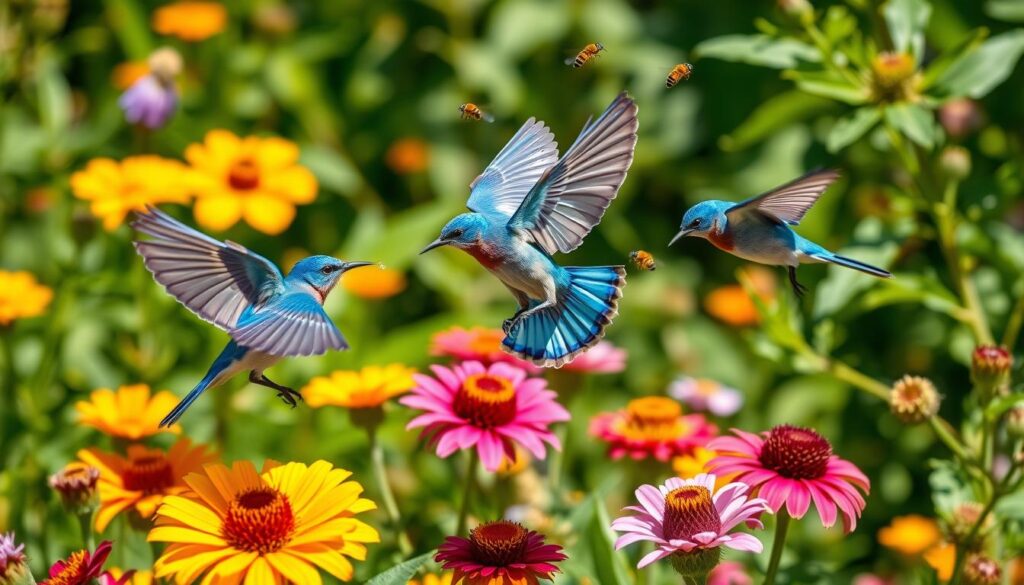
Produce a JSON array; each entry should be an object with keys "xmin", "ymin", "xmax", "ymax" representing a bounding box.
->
[
  {"xmin": 787, "ymin": 267, "xmax": 807, "ymax": 299},
  {"xmin": 275, "ymin": 387, "xmax": 303, "ymax": 408}
]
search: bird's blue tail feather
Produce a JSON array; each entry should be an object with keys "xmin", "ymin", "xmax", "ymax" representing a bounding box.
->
[
  {"xmin": 160, "ymin": 375, "xmax": 215, "ymax": 428},
  {"xmin": 825, "ymin": 254, "xmax": 892, "ymax": 278},
  {"xmin": 503, "ymin": 266, "xmax": 625, "ymax": 368}
]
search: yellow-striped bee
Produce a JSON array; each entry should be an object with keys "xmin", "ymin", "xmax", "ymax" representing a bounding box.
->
[
  {"xmin": 565, "ymin": 43, "xmax": 605, "ymax": 68},
  {"xmin": 665, "ymin": 63, "xmax": 694, "ymax": 88},
  {"xmin": 630, "ymin": 250, "xmax": 657, "ymax": 271},
  {"xmin": 459, "ymin": 103, "xmax": 495, "ymax": 123}
]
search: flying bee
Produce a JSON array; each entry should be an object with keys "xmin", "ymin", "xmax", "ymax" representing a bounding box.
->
[
  {"xmin": 565, "ymin": 42, "xmax": 605, "ymax": 68},
  {"xmin": 665, "ymin": 63, "xmax": 694, "ymax": 88},
  {"xmin": 629, "ymin": 250, "xmax": 657, "ymax": 271},
  {"xmin": 459, "ymin": 103, "xmax": 495, "ymax": 123}
]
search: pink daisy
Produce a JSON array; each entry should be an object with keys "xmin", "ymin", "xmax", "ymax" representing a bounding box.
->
[
  {"xmin": 430, "ymin": 326, "xmax": 541, "ymax": 372},
  {"xmin": 435, "ymin": 520, "xmax": 566, "ymax": 585},
  {"xmin": 708, "ymin": 425, "xmax": 871, "ymax": 533},
  {"xmin": 612, "ymin": 474, "xmax": 769, "ymax": 578},
  {"xmin": 590, "ymin": 396, "xmax": 717, "ymax": 461},
  {"xmin": 670, "ymin": 376, "xmax": 743, "ymax": 417},
  {"xmin": 561, "ymin": 340, "xmax": 627, "ymax": 373},
  {"xmin": 400, "ymin": 361, "xmax": 570, "ymax": 471}
]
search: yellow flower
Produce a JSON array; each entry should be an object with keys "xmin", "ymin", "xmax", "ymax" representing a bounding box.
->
[
  {"xmin": 112, "ymin": 61, "xmax": 150, "ymax": 90},
  {"xmin": 153, "ymin": 2, "xmax": 227, "ymax": 42},
  {"xmin": 105, "ymin": 568, "xmax": 155, "ymax": 585},
  {"xmin": 0, "ymin": 271, "xmax": 53, "ymax": 326},
  {"xmin": 303, "ymin": 364, "xmax": 416, "ymax": 409},
  {"xmin": 77, "ymin": 438, "xmax": 216, "ymax": 532},
  {"xmin": 149, "ymin": 459, "xmax": 379, "ymax": 584},
  {"xmin": 672, "ymin": 447, "xmax": 734, "ymax": 490},
  {"xmin": 409, "ymin": 573, "xmax": 454, "ymax": 585},
  {"xmin": 341, "ymin": 266, "xmax": 406, "ymax": 299},
  {"xmin": 75, "ymin": 384, "xmax": 183, "ymax": 439},
  {"xmin": 70, "ymin": 156, "xmax": 191, "ymax": 230},
  {"xmin": 924, "ymin": 542, "xmax": 956, "ymax": 581},
  {"xmin": 185, "ymin": 130, "xmax": 318, "ymax": 235},
  {"xmin": 878, "ymin": 515, "xmax": 942, "ymax": 556}
]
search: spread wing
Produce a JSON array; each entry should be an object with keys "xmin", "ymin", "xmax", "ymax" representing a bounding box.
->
[
  {"xmin": 466, "ymin": 117, "xmax": 559, "ymax": 218},
  {"xmin": 507, "ymin": 92, "xmax": 638, "ymax": 254},
  {"xmin": 231, "ymin": 293, "xmax": 347, "ymax": 356},
  {"xmin": 132, "ymin": 206, "xmax": 284, "ymax": 331},
  {"xmin": 727, "ymin": 169, "xmax": 840, "ymax": 225}
]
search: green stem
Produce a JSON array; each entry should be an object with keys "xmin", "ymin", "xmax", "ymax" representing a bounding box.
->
[
  {"xmin": 949, "ymin": 494, "xmax": 999, "ymax": 584},
  {"xmin": 763, "ymin": 511, "xmax": 791, "ymax": 585},
  {"xmin": 1001, "ymin": 291, "xmax": 1024, "ymax": 348},
  {"xmin": 76, "ymin": 511, "xmax": 95, "ymax": 550},
  {"xmin": 0, "ymin": 330, "xmax": 15, "ymax": 456},
  {"xmin": 455, "ymin": 451, "xmax": 479, "ymax": 536},
  {"xmin": 367, "ymin": 428, "xmax": 413, "ymax": 555},
  {"xmin": 826, "ymin": 360, "xmax": 891, "ymax": 400}
]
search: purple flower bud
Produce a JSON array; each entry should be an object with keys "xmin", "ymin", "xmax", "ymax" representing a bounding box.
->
[{"xmin": 118, "ymin": 74, "xmax": 177, "ymax": 129}]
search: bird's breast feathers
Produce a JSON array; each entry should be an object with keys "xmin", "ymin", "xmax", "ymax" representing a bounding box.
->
[
  {"xmin": 466, "ymin": 238, "xmax": 506, "ymax": 270},
  {"xmin": 707, "ymin": 224, "xmax": 735, "ymax": 252}
]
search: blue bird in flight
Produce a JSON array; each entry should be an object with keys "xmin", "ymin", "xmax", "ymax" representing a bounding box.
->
[
  {"xmin": 132, "ymin": 207, "xmax": 372, "ymax": 427},
  {"xmin": 421, "ymin": 92, "xmax": 639, "ymax": 367},
  {"xmin": 669, "ymin": 169, "xmax": 891, "ymax": 297}
]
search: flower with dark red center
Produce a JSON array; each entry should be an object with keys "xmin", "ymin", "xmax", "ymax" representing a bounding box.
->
[
  {"xmin": 41, "ymin": 541, "xmax": 113, "ymax": 585},
  {"xmin": 971, "ymin": 345, "xmax": 1013, "ymax": 400},
  {"xmin": 401, "ymin": 361, "xmax": 569, "ymax": 471},
  {"xmin": 612, "ymin": 474, "xmax": 768, "ymax": 577},
  {"xmin": 709, "ymin": 426, "xmax": 870, "ymax": 533},
  {"xmin": 222, "ymin": 487, "xmax": 296, "ymax": 554},
  {"xmin": 49, "ymin": 462, "xmax": 100, "ymax": 514},
  {"xmin": 590, "ymin": 396, "xmax": 717, "ymax": 461},
  {"xmin": 435, "ymin": 521, "xmax": 566, "ymax": 585}
]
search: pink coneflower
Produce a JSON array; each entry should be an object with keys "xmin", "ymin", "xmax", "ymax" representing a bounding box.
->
[
  {"xmin": 590, "ymin": 396, "xmax": 717, "ymax": 461},
  {"xmin": 435, "ymin": 521, "xmax": 566, "ymax": 585},
  {"xmin": 708, "ymin": 425, "xmax": 870, "ymax": 533},
  {"xmin": 612, "ymin": 474, "xmax": 769, "ymax": 578},
  {"xmin": 400, "ymin": 361, "xmax": 569, "ymax": 471},
  {"xmin": 561, "ymin": 340, "xmax": 627, "ymax": 373},
  {"xmin": 430, "ymin": 326, "xmax": 540, "ymax": 372},
  {"xmin": 670, "ymin": 377, "xmax": 743, "ymax": 417}
]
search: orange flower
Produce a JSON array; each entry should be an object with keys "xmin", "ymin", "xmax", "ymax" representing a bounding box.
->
[
  {"xmin": 878, "ymin": 515, "xmax": 942, "ymax": 556},
  {"xmin": 341, "ymin": 265, "xmax": 406, "ymax": 299},
  {"xmin": 704, "ymin": 266, "xmax": 775, "ymax": 327},
  {"xmin": 77, "ymin": 439, "xmax": 216, "ymax": 532},
  {"xmin": 386, "ymin": 138, "xmax": 431, "ymax": 174},
  {"xmin": 104, "ymin": 568, "xmax": 155, "ymax": 585},
  {"xmin": 408, "ymin": 573, "xmax": 454, "ymax": 585},
  {"xmin": 153, "ymin": 2, "xmax": 227, "ymax": 42},
  {"xmin": 0, "ymin": 271, "xmax": 53, "ymax": 326},
  {"xmin": 70, "ymin": 156, "xmax": 191, "ymax": 230},
  {"xmin": 111, "ymin": 61, "xmax": 149, "ymax": 91},
  {"xmin": 75, "ymin": 384, "xmax": 182, "ymax": 439},
  {"xmin": 303, "ymin": 364, "xmax": 416, "ymax": 409},
  {"xmin": 924, "ymin": 542, "xmax": 956, "ymax": 581}
]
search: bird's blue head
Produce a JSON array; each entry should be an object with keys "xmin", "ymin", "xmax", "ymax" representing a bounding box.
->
[
  {"xmin": 670, "ymin": 201, "xmax": 730, "ymax": 245},
  {"xmin": 420, "ymin": 213, "xmax": 488, "ymax": 254},
  {"xmin": 287, "ymin": 255, "xmax": 374, "ymax": 299}
]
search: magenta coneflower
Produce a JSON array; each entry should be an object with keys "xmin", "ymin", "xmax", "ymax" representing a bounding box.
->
[
  {"xmin": 435, "ymin": 521, "xmax": 566, "ymax": 585},
  {"xmin": 708, "ymin": 425, "xmax": 870, "ymax": 532},
  {"xmin": 400, "ymin": 361, "xmax": 569, "ymax": 471},
  {"xmin": 612, "ymin": 474, "xmax": 769, "ymax": 579}
]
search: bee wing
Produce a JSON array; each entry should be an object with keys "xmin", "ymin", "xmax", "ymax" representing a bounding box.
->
[
  {"xmin": 481, "ymin": 111, "xmax": 496, "ymax": 123},
  {"xmin": 564, "ymin": 56, "xmax": 578, "ymax": 65}
]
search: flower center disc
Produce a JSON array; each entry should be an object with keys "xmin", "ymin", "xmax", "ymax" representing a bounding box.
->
[
  {"xmin": 122, "ymin": 454, "xmax": 174, "ymax": 493},
  {"xmin": 222, "ymin": 487, "xmax": 296, "ymax": 554},
  {"xmin": 228, "ymin": 158, "xmax": 260, "ymax": 190},
  {"xmin": 469, "ymin": 521, "xmax": 528, "ymax": 566},
  {"xmin": 622, "ymin": 397, "xmax": 685, "ymax": 440},
  {"xmin": 662, "ymin": 486, "xmax": 721, "ymax": 541},
  {"xmin": 454, "ymin": 373, "xmax": 517, "ymax": 428},
  {"xmin": 758, "ymin": 424, "xmax": 832, "ymax": 479},
  {"xmin": 44, "ymin": 550, "xmax": 88, "ymax": 585}
]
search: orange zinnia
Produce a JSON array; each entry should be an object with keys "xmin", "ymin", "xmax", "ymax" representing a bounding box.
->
[
  {"xmin": 152, "ymin": 2, "xmax": 227, "ymax": 42},
  {"xmin": 75, "ymin": 384, "xmax": 182, "ymax": 439}
]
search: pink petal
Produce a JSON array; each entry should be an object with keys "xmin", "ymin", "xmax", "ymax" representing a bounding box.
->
[
  {"xmin": 614, "ymin": 532, "xmax": 657, "ymax": 550},
  {"xmin": 807, "ymin": 483, "xmax": 838, "ymax": 528},
  {"xmin": 637, "ymin": 548, "xmax": 672, "ymax": 569},
  {"xmin": 477, "ymin": 431, "xmax": 504, "ymax": 471},
  {"xmin": 635, "ymin": 485, "xmax": 665, "ymax": 521},
  {"xmin": 757, "ymin": 479, "xmax": 794, "ymax": 513},
  {"xmin": 722, "ymin": 533, "xmax": 764, "ymax": 553},
  {"xmin": 786, "ymin": 482, "xmax": 812, "ymax": 519}
]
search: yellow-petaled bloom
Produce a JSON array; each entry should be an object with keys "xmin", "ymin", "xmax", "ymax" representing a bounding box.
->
[
  {"xmin": 149, "ymin": 460, "xmax": 380, "ymax": 584},
  {"xmin": 0, "ymin": 271, "xmax": 53, "ymax": 326},
  {"xmin": 105, "ymin": 568, "xmax": 155, "ymax": 585},
  {"xmin": 408, "ymin": 573, "xmax": 454, "ymax": 585},
  {"xmin": 672, "ymin": 447, "xmax": 734, "ymax": 490},
  {"xmin": 153, "ymin": 2, "xmax": 227, "ymax": 42},
  {"xmin": 70, "ymin": 156, "xmax": 191, "ymax": 230},
  {"xmin": 185, "ymin": 130, "xmax": 318, "ymax": 235},
  {"xmin": 878, "ymin": 515, "xmax": 941, "ymax": 556},
  {"xmin": 340, "ymin": 266, "xmax": 407, "ymax": 299},
  {"xmin": 76, "ymin": 384, "xmax": 183, "ymax": 439},
  {"xmin": 924, "ymin": 542, "xmax": 956, "ymax": 581},
  {"xmin": 77, "ymin": 439, "xmax": 217, "ymax": 532},
  {"xmin": 303, "ymin": 365, "xmax": 416, "ymax": 409}
]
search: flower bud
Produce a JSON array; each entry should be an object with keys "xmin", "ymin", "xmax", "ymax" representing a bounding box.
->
[
  {"xmin": 778, "ymin": 0, "xmax": 812, "ymax": 19},
  {"xmin": 964, "ymin": 553, "xmax": 1001, "ymax": 585},
  {"xmin": 871, "ymin": 52, "xmax": 918, "ymax": 102},
  {"xmin": 889, "ymin": 375, "xmax": 940, "ymax": 424},
  {"xmin": 147, "ymin": 47, "xmax": 183, "ymax": 86},
  {"xmin": 947, "ymin": 502, "xmax": 992, "ymax": 548},
  {"xmin": 971, "ymin": 345, "xmax": 1012, "ymax": 402},
  {"xmin": 0, "ymin": 532, "xmax": 31, "ymax": 585},
  {"xmin": 49, "ymin": 462, "xmax": 99, "ymax": 515},
  {"xmin": 939, "ymin": 146, "xmax": 971, "ymax": 180},
  {"xmin": 939, "ymin": 99, "xmax": 982, "ymax": 139},
  {"xmin": 669, "ymin": 548, "xmax": 721, "ymax": 579},
  {"xmin": 1007, "ymin": 404, "xmax": 1024, "ymax": 439}
]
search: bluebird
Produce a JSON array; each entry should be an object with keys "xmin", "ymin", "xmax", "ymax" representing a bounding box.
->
[
  {"xmin": 669, "ymin": 169, "xmax": 891, "ymax": 297},
  {"xmin": 421, "ymin": 92, "xmax": 639, "ymax": 367},
  {"xmin": 131, "ymin": 206, "xmax": 371, "ymax": 426}
]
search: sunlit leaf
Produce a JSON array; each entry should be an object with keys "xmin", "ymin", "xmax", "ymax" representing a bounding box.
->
[
  {"xmin": 783, "ymin": 70, "xmax": 871, "ymax": 105},
  {"xmin": 827, "ymin": 107, "xmax": 882, "ymax": 152},
  {"xmin": 931, "ymin": 29, "xmax": 1024, "ymax": 99},
  {"xmin": 883, "ymin": 0, "xmax": 932, "ymax": 62},
  {"xmin": 588, "ymin": 498, "xmax": 631, "ymax": 585},
  {"xmin": 365, "ymin": 552, "xmax": 435, "ymax": 585},
  {"xmin": 987, "ymin": 0, "xmax": 1024, "ymax": 22},
  {"xmin": 884, "ymin": 103, "xmax": 938, "ymax": 149},
  {"xmin": 694, "ymin": 34, "xmax": 819, "ymax": 69},
  {"xmin": 921, "ymin": 28, "xmax": 988, "ymax": 90},
  {"xmin": 720, "ymin": 91, "xmax": 837, "ymax": 151}
]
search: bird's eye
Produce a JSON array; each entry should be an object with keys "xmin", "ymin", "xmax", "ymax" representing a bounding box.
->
[
  {"xmin": 449, "ymin": 229, "xmax": 464, "ymax": 239},
  {"xmin": 321, "ymin": 266, "xmax": 334, "ymax": 275},
  {"xmin": 688, "ymin": 219, "xmax": 701, "ymax": 229}
]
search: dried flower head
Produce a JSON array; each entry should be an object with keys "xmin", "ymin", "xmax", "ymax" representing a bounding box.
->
[
  {"xmin": 964, "ymin": 553, "xmax": 1001, "ymax": 585},
  {"xmin": 889, "ymin": 375, "xmax": 940, "ymax": 424}
]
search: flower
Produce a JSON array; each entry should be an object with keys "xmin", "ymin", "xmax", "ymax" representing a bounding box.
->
[
  {"xmin": 152, "ymin": 2, "xmax": 227, "ymax": 41},
  {"xmin": 1008, "ymin": 404, "xmax": 1024, "ymax": 438},
  {"xmin": 972, "ymin": 345, "xmax": 1012, "ymax": 400},
  {"xmin": 924, "ymin": 543, "xmax": 955, "ymax": 581},
  {"xmin": 99, "ymin": 569, "xmax": 151, "ymax": 585},
  {"xmin": 386, "ymin": 138, "xmax": 431, "ymax": 174},
  {"xmin": 870, "ymin": 52, "xmax": 918, "ymax": 102},
  {"xmin": 964, "ymin": 554, "xmax": 1002, "ymax": 585},
  {"xmin": 704, "ymin": 267, "xmax": 775, "ymax": 327},
  {"xmin": 708, "ymin": 561, "xmax": 752, "ymax": 585},
  {"xmin": 590, "ymin": 396, "xmax": 717, "ymax": 462},
  {"xmin": 119, "ymin": 48, "xmax": 181, "ymax": 129},
  {"xmin": 939, "ymin": 98, "xmax": 982, "ymax": 139},
  {"xmin": 77, "ymin": 438, "xmax": 216, "ymax": 532},
  {"xmin": 611, "ymin": 474, "xmax": 769, "ymax": 578},
  {"xmin": 877, "ymin": 515, "xmax": 941, "ymax": 556},
  {"xmin": 41, "ymin": 541, "xmax": 113, "ymax": 585},
  {"xmin": 430, "ymin": 326, "xmax": 540, "ymax": 372},
  {"xmin": 303, "ymin": 364, "xmax": 415, "ymax": 411},
  {"xmin": 70, "ymin": 156, "xmax": 191, "ymax": 230},
  {"xmin": 75, "ymin": 384, "xmax": 183, "ymax": 439},
  {"xmin": 889, "ymin": 375, "xmax": 940, "ymax": 424},
  {"xmin": 50, "ymin": 462, "xmax": 100, "ymax": 513},
  {"xmin": 670, "ymin": 377, "xmax": 743, "ymax": 417},
  {"xmin": 149, "ymin": 459, "xmax": 379, "ymax": 583},
  {"xmin": 341, "ymin": 266, "xmax": 407, "ymax": 299},
  {"xmin": 0, "ymin": 533, "xmax": 28, "ymax": 585},
  {"xmin": 435, "ymin": 521, "xmax": 566, "ymax": 585},
  {"xmin": 111, "ymin": 61, "xmax": 149, "ymax": 91},
  {"xmin": 672, "ymin": 447, "xmax": 735, "ymax": 490},
  {"xmin": 940, "ymin": 146, "xmax": 972, "ymax": 180},
  {"xmin": 708, "ymin": 425, "xmax": 870, "ymax": 532},
  {"xmin": 0, "ymin": 271, "xmax": 53, "ymax": 326},
  {"xmin": 185, "ymin": 130, "xmax": 318, "ymax": 235},
  {"xmin": 400, "ymin": 361, "xmax": 569, "ymax": 472},
  {"xmin": 560, "ymin": 340, "xmax": 627, "ymax": 373},
  {"xmin": 948, "ymin": 501, "xmax": 993, "ymax": 545},
  {"xmin": 408, "ymin": 573, "xmax": 453, "ymax": 585}
]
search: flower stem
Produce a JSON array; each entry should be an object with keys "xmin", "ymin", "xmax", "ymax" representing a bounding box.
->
[
  {"xmin": 1002, "ymin": 291, "xmax": 1024, "ymax": 348},
  {"xmin": 76, "ymin": 511, "xmax": 94, "ymax": 550},
  {"xmin": 367, "ymin": 428, "xmax": 413, "ymax": 555},
  {"xmin": 456, "ymin": 451, "xmax": 479, "ymax": 536},
  {"xmin": 763, "ymin": 511, "xmax": 791, "ymax": 585},
  {"xmin": 949, "ymin": 493, "xmax": 999, "ymax": 584}
]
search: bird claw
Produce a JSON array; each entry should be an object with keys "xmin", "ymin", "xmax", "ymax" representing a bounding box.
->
[{"xmin": 275, "ymin": 387, "xmax": 303, "ymax": 408}]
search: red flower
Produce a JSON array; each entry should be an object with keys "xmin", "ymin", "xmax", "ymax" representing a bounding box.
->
[
  {"xmin": 436, "ymin": 521, "xmax": 566, "ymax": 585},
  {"xmin": 590, "ymin": 396, "xmax": 717, "ymax": 461},
  {"xmin": 41, "ymin": 541, "xmax": 114, "ymax": 585}
]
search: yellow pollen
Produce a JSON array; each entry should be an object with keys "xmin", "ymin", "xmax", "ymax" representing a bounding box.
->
[
  {"xmin": 666, "ymin": 486, "xmax": 713, "ymax": 514},
  {"xmin": 222, "ymin": 487, "xmax": 296, "ymax": 554},
  {"xmin": 462, "ymin": 373, "xmax": 515, "ymax": 404},
  {"xmin": 44, "ymin": 550, "xmax": 88, "ymax": 585}
]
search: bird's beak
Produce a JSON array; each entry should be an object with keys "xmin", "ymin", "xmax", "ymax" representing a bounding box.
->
[
  {"xmin": 420, "ymin": 238, "xmax": 446, "ymax": 255},
  {"xmin": 668, "ymin": 229, "xmax": 692, "ymax": 246},
  {"xmin": 342, "ymin": 261, "xmax": 374, "ymax": 272}
]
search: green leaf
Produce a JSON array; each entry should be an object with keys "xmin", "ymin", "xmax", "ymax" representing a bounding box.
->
[
  {"xmin": 694, "ymin": 34, "xmax": 819, "ymax": 69},
  {"xmin": 985, "ymin": 394, "xmax": 1024, "ymax": 419},
  {"xmin": 884, "ymin": 103, "xmax": 937, "ymax": 149},
  {"xmin": 987, "ymin": 0, "xmax": 1024, "ymax": 22},
  {"xmin": 921, "ymin": 28, "xmax": 988, "ymax": 89},
  {"xmin": 783, "ymin": 70, "xmax": 871, "ymax": 104},
  {"xmin": 883, "ymin": 0, "xmax": 932, "ymax": 62},
  {"xmin": 365, "ymin": 552, "xmax": 434, "ymax": 585},
  {"xmin": 931, "ymin": 29, "xmax": 1024, "ymax": 99},
  {"xmin": 588, "ymin": 498, "xmax": 631, "ymax": 585},
  {"xmin": 720, "ymin": 91, "xmax": 837, "ymax": 151},
  {"xmin": 827, "ymin": 107, "xmax": 882, "ymax": 152}
]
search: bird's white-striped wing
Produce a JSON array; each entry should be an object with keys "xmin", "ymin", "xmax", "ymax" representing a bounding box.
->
[
  {"xmin": 727, "ymin": 169, "xmax": 840, "ymax": 225},
  {"xmin": 132, "ymin": 206, "xmax": 284, "ymax": 331},
  {"xmin": 231, "ymin": 293, "xmax": 347, "ymax": 356},
  {"xmin": 507, "ymin": 92, "xmax": 638, "ymax": 254},
  {"xmin": 466, "ymin": 117, "xmax": 559, "ymax": 218}
]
